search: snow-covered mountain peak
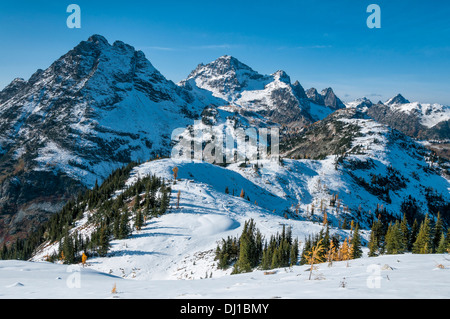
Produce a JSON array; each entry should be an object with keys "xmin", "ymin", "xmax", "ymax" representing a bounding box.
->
[
  {"xmin": 374, "ymin": 93, "xmax": 450, "ymax": 129},
  {"xmin": 188, "ymin": 55, "xmax": 258, "ymax": 79},
  {"xmin": 184, "ymin": 55, "xmax": 271, "ymax": 101},
  {"xmin": 272, "ymin": 70, "xmax": 291, "ymax": 84},
  {"xmin": 386, "ymin": 93, "xmax": 410, "ymax": 106},
  {"xmin": 179, "ymin": 56, "xmax": 349, "ymax": 126},
  {"xmin": 86, "ymin": 34, "xmax": 110, "ymax": 46},
  {"xmin": 345, "ymin": 97, "xmax": 373, "ymax": 109}
]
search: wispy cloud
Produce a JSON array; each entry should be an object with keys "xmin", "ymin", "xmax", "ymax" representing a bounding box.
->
[
  {"xmin": 277, "ymin": 44, "xmax": 333, "ymax": 50},
  {"xmin": 140, "ymin": 44, "xmax": 240, "ymax": 52},
  {"xmin": 142, "ymin": 46, "xmax": 178, "ymax": 51},
  {"xmin": 189, "ymin": 44, "xmax": 239, "ymax": 50},
  {"xmin": 296, "ymin": 45, "xmax": 333, "ymax": 49}
]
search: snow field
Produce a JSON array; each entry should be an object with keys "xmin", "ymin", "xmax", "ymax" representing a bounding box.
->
[{"xmin": 2, "ymin": 253, "xmax": 449, "ymax": 298}]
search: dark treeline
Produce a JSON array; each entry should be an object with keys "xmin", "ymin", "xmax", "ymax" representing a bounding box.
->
[
  {"xmin": 0, "ymin": 160, "xmax": 172, "ymax": 263},
  {"xmin": 215, "ymin": 219, "xmax": 299, "ymax": 274},
  {"xmin": 369, "ymin": 210, "xmax": 450, "ymax": 256}
]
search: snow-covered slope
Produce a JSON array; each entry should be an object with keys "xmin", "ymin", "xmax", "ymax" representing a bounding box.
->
[
  {"xmin": 10, "ymin": 151, "xmax": 450, "ymax": 296},
  {"xmin": 30, "ymin": 134, "xmax": 449, "ymax": 281},
  {"xmin": 2, "ymin": 253, "xmax": 450, "ymax": 299},
  {"xmin": 6, "ymin": 150, "xmax": 450, "ymax": 298},
  {"xmin": 21, "ymin": 111, "xmax": 450, "ymax": 297}
]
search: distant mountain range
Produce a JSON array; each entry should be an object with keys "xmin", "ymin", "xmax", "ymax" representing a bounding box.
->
[{"xmin": 346, "ymin": 93, "xmax": 450, "ymax": 141}]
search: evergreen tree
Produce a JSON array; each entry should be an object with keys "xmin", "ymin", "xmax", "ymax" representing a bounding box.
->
[
  {"xmin": 436, "ymin": 233, "xmax": 447, "ymax": 254},
  {"xmin": 232, "ymin": 219, "xmax": 259, "ymax": 274},
  {"xmin": 119, "ymin": 211, "xmax": 130, "ymax": 240},
  {"xmin": 62, "ymin": 231, "xmax": 75, "ymax": 264},
  {"xmin": 412, "ymin": 215, "xmax": 432, "ymax": 254},
  {"xmin": 445, "ymin": 228, "xmax": 450, "ymax": 252},
  {"xmin": 159, "ymin": 186, "xmax": 170, "ymax": 215},
  {"xmin": 134, "ymin": 209, "xmax": 144, "ymax": 231},
  {"xmin": 133, "ymin": 191, "xmax": 141, "ymax": 211},
  {"xmin": 350, "ymin": 223, "xmax": 363, "ymax": 259},
  {"xmin": 385, "ymin": 221, "xmax": 405, "ymax": 255},
  {"xmin": 368, "ymin": 230, "xmax": 379, "ymax": 257},
  {"xmin": 290, "ymin": 238, "xmax": 299, "ymax": 267},
  {"xmin": 432, "ymin": 212, "xmax": 443, "ymax": 253},
  {"xmin": 400, "ymin": 214, "xmax": 410, "ymax": 252},
  {"xmin": 97, "ymin": 225, "xmax": 110, "ymax": 257}
]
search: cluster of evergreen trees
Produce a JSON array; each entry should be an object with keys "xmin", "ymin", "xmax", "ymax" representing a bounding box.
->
[
  {"xmin": 0, "ymin": 161, "xmax": 172, "ymax": 264},
  {"xmin": 300, "ymin": 222, "xmax": 363, "ymax": 268},
  {"xmin": 215, "ymin": 219, "xmax": 299, "ymax": 274},
  {"xmin": 369, "ymin": 212, "xmax": 450, "ymax": 256}
]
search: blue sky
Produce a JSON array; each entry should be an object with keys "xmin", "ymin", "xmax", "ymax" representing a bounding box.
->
[{"xmin": 0, "ymin": 0, "xmax": 449, "ymax": 104}]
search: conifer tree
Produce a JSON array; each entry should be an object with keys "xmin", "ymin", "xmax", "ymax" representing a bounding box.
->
[
  {"xmin": 436, "ymin": 233, "xmax": 447, "ymax": 254},
  {"xmin": 300, "ymin": 235, "xmax": 313, "ymax": 265},
  {"xmin": 327, "ymin": 239, "xmax": 338, "ymax": 265},
  {"xmin": 290, "ymin": 238, "xmax": 299, "ymax": 267},
  {"xmin": 304, "ymin": 238, "xmax": 325, "ymax": 280},
  {"xmin": 97, "ymin": 225, "xmax": 110, "ymax": 257},
  {"xmin": 368, "ymin": 230, "xmax": 379, "ymax": 257},
  {"xmin": 412, "ymin": 215, "xmax": 432, "ymax": 254},
  {"xmin": 134, "ymin": 209, "xmax": 144, "ymax": 231},
  {"xmin": 159, "ymin": 186, "xmax": 170, "ymax": 215},
  {"xmin": 400, "ymin": 214, "xmax": 410, "ymax": 251},
  {"xmin": 339, "ymin": 238, "xmax": 350, "ymax": 266},
  {"xmin": 350, "ymin": 223, "xmax": 363, "ymax": 259},
  {"xmin": 432, "ymin": 212, "xmax": 443, "ymax": 253},
  {"xmin": 409, "ymin": 219, "xmax": 419, "ymax": 251},
  {"xmin": 133, "ymin": 191, "xmax": 141, "ymax": 211},
  {"xmin": 232, "ymin": 219, "xmax": 260, "ymax": 274},
  {"xmin": 385, "ymin": 221, "xmax": 405, "ymax": 254},
  {"xmin": 445, "ymin": 228, "xmax": 450, "ymax": 251},
  {"xmin": 62, "ymin": 231, "xmax": 75, "ymax": 264},
  {"xmin": 119, "ymin": 211, "xmax": 130, "ymax": 240}
]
